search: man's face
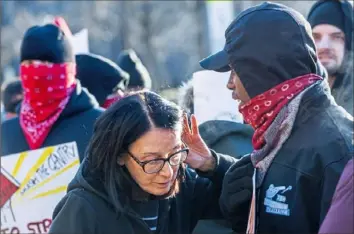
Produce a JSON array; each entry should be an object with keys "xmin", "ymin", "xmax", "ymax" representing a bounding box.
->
[
  {"xmin": 227, "ymin": 69, "xmax": 250, "ymax": 105},
  {"xmin": 312, "ymin": 24, "xmax": 345, "ymax": 75}
]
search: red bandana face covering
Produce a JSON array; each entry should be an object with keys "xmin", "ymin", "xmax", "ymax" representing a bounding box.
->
[
  {"xmin": 20, "ymin": 62, "xmax": 77, "ymax": 149},
  {"xmin": 239, "ymin": 74, "xmax": 323, "ymax": 150}
]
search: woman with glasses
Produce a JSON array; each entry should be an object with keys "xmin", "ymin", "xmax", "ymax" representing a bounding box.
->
[{"xmin": 49, "ymin": 91, "xmax": 236, "ymax": 234}]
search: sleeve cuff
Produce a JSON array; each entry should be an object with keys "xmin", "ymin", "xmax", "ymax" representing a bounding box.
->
[{"xmin": 196, "ymin": 149, "xmax": 237, "ymax": 182}]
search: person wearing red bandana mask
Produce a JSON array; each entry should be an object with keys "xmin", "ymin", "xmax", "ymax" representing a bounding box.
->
[
  {"xmin": 75, "ymin": 53, "xmax": 130, "ymax": 109},
  {"xmin": 1, "ymin": 21, "xmax": 103, "ymax": 161},
  {"xmin": 199, "ymin": 2, "xmax": 353, "ymax": 234}
]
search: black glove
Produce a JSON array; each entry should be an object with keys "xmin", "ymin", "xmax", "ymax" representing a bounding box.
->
[{"xmin": 219, "ymin": 155, "xmax": 254, "ymax": 233}]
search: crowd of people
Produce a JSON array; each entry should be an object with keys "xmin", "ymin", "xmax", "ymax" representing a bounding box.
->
[{"xmin": 1, "ymin": 1, "xmax": 353, "ymax": 234}]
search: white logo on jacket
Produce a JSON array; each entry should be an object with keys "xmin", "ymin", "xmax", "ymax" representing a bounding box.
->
[{"xmin": 264, "ymin": 184, "xmax": 292, "ymax": 216}]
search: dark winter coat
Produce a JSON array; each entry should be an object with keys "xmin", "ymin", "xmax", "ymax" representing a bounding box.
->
[
  {"xmin": 252, "ymin": 83, "xmax": 353, "ymax": 233},
  {"xmin": 218, "ymin": 2, "xmax": 353, "ymax": 233},
  {"xmin": 49, "ymin": 152, "xmax": 236, "ymax": 234}
]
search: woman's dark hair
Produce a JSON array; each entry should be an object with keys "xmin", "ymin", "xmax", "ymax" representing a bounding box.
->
[{"xmin": 86, "ymin": 91, "xmax": 183, "ymax": 212}]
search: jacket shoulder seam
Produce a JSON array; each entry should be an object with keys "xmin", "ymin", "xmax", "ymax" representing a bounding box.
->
[{"xmin": 324, "ymin": 108, "xmax": 352, "ymax": 151}]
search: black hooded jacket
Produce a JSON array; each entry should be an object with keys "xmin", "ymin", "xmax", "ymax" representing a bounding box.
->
[
  {"xmin": 219, "ymin": 2, "xmax": 353, "ymax": 233},
  {"xmin": 308, "ymin": 0, "xmax": 353, "ymax": 115},
  {"xmin": 49, "ymin": 152, "xmax": 236, "ymax": 234},
  {"xmin": 1, "ymin": 82, "xmax": 103, "ymax": 161}
]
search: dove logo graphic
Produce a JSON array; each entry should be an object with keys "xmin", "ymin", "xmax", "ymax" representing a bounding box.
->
[{"xmin": 264, "ymin": 184, "xmax": 292, "ymax": 216}]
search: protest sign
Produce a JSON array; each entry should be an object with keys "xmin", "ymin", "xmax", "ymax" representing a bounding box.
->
[
  {"xmin": 193, "ymin": 70, "xmax": 243, "ymax": 124},
  {"xmin": 206, "ymin": 1, "xmax": 234, "ymax": 54},
  {"xmin": 0, "ymin": 142, "xmax": 79, "ymax": 234},
  {"xmin": 71, "ymin": 28, "xmax": 89, "ymax": 55}
]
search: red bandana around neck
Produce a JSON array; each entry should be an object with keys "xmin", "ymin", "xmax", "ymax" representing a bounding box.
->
[
  {"xmin": 102, "ymin": 90, "xmax": 125, "ymax": 109},
  {"xmin": 239, "ymin": 74, "xmax": 323, "ymax": 150},
  {"xmin": 20, "ymin": 62, "xmax": 77, "ymax": 149}
]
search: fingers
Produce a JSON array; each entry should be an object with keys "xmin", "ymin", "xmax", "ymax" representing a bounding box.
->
[
  {"xmin": 220, "ymin": 189, "xmax": 252, "ymax": 217},
  {"xmin": 182, "ymin": 113, "xmax": 191, "ymax": 135},
  {"xmin": 228, "ymin": 189, "xmax": 252, "ymax": 208},
  {"xmin": 191, "ymin": 114, "xmax": 199, "ymax": 135},
  {"xmin": 224, "ymin": 161, "xmax": 254, "ymax": 188}
]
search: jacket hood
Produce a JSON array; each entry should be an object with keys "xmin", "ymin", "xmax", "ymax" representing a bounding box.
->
[
  {"xmin": 199, "ymin": 120, "xmax": 254, "ymax": 146},
  {"xmin": 67, "ymin": 158, "xmax": 112, "ymax": 205},
  {"xmin": 225, "ymin": 2, "xmax": 323, "ymax": 98},
  {"xmin": 60, "ymin": 81, "xmax": 102, "ymax": 118},
  {"xmin": 76, "ymin": 53, "xmax": 130, "ymax": 105}
]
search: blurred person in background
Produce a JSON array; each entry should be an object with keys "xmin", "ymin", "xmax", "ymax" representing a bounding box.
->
[
  {"xmin": 319, "ymin": 158, "xmax": 353, "ymax": 234},
  {"xmin": 308, "ymin": 0, "xmax": 353, "ymax": 115},
  {"xmin": 178, "ymin": 77, "xmax": 253, "ymax": 234},
  {"xmin": 49, "ymin": 91, "xmax": 236, "ymax": 234},
  {"xmin": 200, "ymin": 2, "xmax": 353, "ymax": 233},
  {"xmin": 76, "ymin": 53, "xmax": 130, "ymax": 109},
  {"xmin": 117, "ymin": 49, "xmax": 152, "ymax": 92},
  {"xmin": 1, "ymin": 22, "xmax": 103, "ymax": 160},
  {"xmin": 1, "ymin": 80, "xmax": 23, "ymax": 121}
]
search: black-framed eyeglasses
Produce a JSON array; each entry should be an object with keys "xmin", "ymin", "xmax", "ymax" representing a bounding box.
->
[{"xmin": 127, "ymin": 148, "xmax": 189, "ymax": 174}]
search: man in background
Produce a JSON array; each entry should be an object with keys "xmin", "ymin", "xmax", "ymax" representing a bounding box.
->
[
  {"xmin": 1, "ymin": 80, "xmax": 23, "ymax": 121},
  {"xmin": 308, "ymin": 0, "xmax": 353, "ymax": 115},
  {"xmin": 76, "ymin": 53, "xmax": 129, "ymax": 109},
  {"xmin": 117, "ymin": 49, "xmax": 152, "ymax": 92}
]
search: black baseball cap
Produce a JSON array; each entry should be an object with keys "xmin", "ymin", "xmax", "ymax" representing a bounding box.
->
[{"xmin": 199, "ymin": 49, "xmax": 230, "ymax": 72}]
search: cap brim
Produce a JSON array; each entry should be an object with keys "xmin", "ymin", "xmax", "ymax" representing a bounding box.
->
[{"xmin": 199, "ymin": 49, "xmax": 230, "ymax": 72}]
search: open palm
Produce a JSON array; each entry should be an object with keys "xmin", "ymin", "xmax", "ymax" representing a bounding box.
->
[{"xmin": 182, "ymin": 114, "xmax": 212, "ymax": 170}]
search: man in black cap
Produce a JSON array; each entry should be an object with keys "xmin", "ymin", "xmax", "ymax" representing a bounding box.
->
[
  {"xmin": 1, "ymin": 21, "xmax": 103, "ymax": 161},
  {"xmin": 198, "ymin": 2, "xmax": 352, "ymax": 233},
  {"xmin": 117, "ymin": 49, "xmax": 152, "ymax": 91},
  {"xmin": 308, "ymin": 0, "xmax": 353, "ymax": 115},
  {"xmin": 76, "ymin": 53, "xmax": 129, "ymax": 109}
]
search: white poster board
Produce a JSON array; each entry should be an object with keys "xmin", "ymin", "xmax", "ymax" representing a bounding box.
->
[
  {"xmin": 193, "ymin": 70, "xmax": 243, "ymax": 124},
  {"xmin": 0, "ymin": 142, "xmax": 80, "ymax": 234},
  {"xmin": 71, "ymin": 28, "xmax": 89, "ymax": 55}
]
